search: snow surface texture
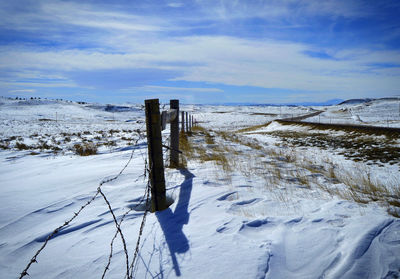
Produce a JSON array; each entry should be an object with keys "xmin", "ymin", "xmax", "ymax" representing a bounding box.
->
[{"xmin": 0, "ymin": 97, "xmax": 399, "ymax": 279}]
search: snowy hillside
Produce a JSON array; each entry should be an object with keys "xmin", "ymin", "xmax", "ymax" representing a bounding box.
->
[
  {"xmin": 306, "ymin": 98, "xmax": 400, "ymax": 127},
  {"xmin": 0, "ymin": 97, "xmax": 399, "ymax": 279}
]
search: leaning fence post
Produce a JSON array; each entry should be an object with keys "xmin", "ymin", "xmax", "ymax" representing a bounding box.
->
[
  {"xmin": 170, "ymin": 100, "xmax": 179, "ymax": 168},
  {"xmin": 145, "ymin": 99, "xmax": 167, "ymax": 211}
]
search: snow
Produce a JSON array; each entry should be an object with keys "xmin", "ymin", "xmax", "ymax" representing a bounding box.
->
[
  {"xmin": 0, "ymin": 97, "xmax": 399, "ymax": 279},
  {"xmin": 305, "ymin": 98, "xmax": 400, "ymax": 128}
]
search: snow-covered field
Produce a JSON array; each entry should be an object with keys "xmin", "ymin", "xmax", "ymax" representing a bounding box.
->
[{"xmin": 0, "ymin": 97, "xmax": 399, "ymax": 279}]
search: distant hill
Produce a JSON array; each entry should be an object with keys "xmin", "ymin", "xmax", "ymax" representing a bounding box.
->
[
  {"xmin": 338, "ymin": 97, "xmax": 400, "ymax": 105},
  {"xmin": 338, "ymin": 98, "xmax": 375, "ymax": 105},
  {"xmin": 289, "ymin": 99, "xmax": 344, "ymax": 106},
  {"xmin": 207, "ymin": 99, "xmax": 344, "ymax": 107}
]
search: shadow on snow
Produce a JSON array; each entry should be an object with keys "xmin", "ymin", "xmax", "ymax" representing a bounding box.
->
[{"xmin": 156, "ymin": 168, "xmax": 194, "ymax": 277}]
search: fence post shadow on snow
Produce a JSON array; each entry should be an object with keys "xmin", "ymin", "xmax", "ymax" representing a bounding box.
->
[{"xmin": 155, "ymin": 168, "xmax": 194, "ymax": 277}]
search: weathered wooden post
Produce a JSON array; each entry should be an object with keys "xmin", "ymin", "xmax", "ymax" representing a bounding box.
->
[
  {"xmin": 181, "ymin": 111, "xmax": 185, "ymax": 132},
  {"xmin": 170, "ymin": 100, "xmax": 179, "ymax": 168},
  {"xmin": 145, "ymin": 99, "xmax": 167, "ymax": 211},
  {"xmin": 186, "ymin": 112, "xmax": 189, "ymax": 133}
]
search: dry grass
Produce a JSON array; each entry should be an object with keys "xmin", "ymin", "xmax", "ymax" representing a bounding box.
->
[
  {"xmin": 249, "ymin": 128, "xmax": 399, "ymax": 165},
  {"xmin": 198, "ymin": 122, "xmax": 400, "ymax": 217},
  {"xmin": 73, "ymin": 142, "xmax": 98, "ymax": 156},
  {"xmin": 0, "ymin": 128, "xmax": 146, "ymax": 156},
  {"xmin": 15, "ymin": 142, "xmax": 31, "ymax": 150}
]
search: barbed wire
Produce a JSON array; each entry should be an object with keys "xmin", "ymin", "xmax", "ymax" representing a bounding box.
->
[
  {"xmin": 19, "ymin": 190, "xmax": 101, "ymax": 279},
  {"xmin": 128, "ymin": 178, "xmax": 151, "ymax": 279},
  {"xmin": 19, "ymin": 130, "xmax": 146, "ymax": 279},
  {"xmin": 18, "ymin": 113, "xmax": 188, "ymax": 279},
  {"xmin": 98, "ymin": 187, "xmax": 131, "ymax": 278},
  {"xmin": 101, "ymin": 159, "xmax": 149, "ymax": 279}
]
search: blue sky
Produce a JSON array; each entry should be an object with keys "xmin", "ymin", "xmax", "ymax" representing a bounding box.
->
[{"xmin": 1, "ymin": 0, "xmax": 400, "ymax": 104}]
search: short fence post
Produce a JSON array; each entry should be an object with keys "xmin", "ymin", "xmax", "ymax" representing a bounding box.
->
[
  {"xmin": 170, "ymin": 99, "xmax": 179, "ymax": 167},
  {"xmin": 181, "ymin": 111, "xmax": 185, "ymax": 132},
  {"xmin": 145, "ymin": 99, "xmax": 167, "ymax": 211}
]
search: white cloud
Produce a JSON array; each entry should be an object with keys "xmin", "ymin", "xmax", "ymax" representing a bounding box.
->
[
  {"xmin": 1, "ymin": 81, "xmax": 79, "ymax": 88},
  {"xmin": 0, "ymin": 0, "xmax": 166, "ymax": 33},
  {"xmin": 167, "ymin": 2, "xmax": 184, "ymax": 8},
  {"xmin": 8, "ymin": 89, "xmax": 37, "ymax": 93},
  {"xmin": 126, "ymin": 85, "xmax": 224, "ymax": 93},
  {"xmin": 2, "ymin": 34, "xmax": 400, "ymax": 97},
  {"xmin": 194, "ymin": 0, "xmax": 371, "ymax": 23},
  {"xmin": 1, "ymin": 0, "xmax": 399, "ymax": 99}
]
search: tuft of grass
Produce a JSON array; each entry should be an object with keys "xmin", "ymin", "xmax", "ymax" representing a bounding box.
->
[
  {"xmin": 105, "ymin": 140, "xmax": 117, "ymax": 147},
  {"xmin": 15, "ymin": 142, "xmax": 31, "ymax": 150},
  {"xmin": 0, "ymin": 140, "xmax": 10, "ymax": 150},
  {"xmin": 37, "ymin": 141, "xmax": 52, "ymax": 150},
  {"xmin": 205, "ymin": 133, "xmax": 215, "ymax": 145},
  {"xmin": 73, "ymin": 142, "xmax": 98, "ymax": 156}
]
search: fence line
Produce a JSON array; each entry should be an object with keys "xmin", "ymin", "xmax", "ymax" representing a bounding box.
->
[{"xmin": 18, "ymin": 99, "xmax": 196, "ymax": 278}]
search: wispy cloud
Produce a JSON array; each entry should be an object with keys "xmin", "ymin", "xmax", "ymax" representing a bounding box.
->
[
  {"xmin": 2, "ymin": 35, "xmax": 400, "ymax": 97},
  {"xmin": 167, "ymin": 2, "xmax": 184, "ymax": 8},
  {"xmin": 2, "ymin": 81, "xmax": 78, "ymax": 88},
  {"xmin": 130, "ymin": 85, "xmax": 224, "ymax": 93},
  {"xmin": 8, "ymin": 89, "xmax": 36, "ymax": 93},
  {"xmin": 1, "ymin": 0, "xmax": 400, "ymax": 102},
  {"xmin": 0, "ymin": 0, "xmax": 166, "ymax": 33}
]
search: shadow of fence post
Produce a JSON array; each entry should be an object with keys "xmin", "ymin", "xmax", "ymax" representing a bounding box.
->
[{"xmin": 156, "ymin": 168, "xmax": 194, "ymax": 277}]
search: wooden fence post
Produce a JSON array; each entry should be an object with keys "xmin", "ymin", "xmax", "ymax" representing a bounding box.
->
[
  {"xmin": 145, "ymin": 99, "xmax": 167, "ymax": 211},
  {"xmin": 186, "ymin": 112, "xmax": 189, "ymax": 133},
  {"xmin": 181, "ymin": 111, "xmax": 185, "ymax": 132},
  {"xmin": 170, "ymin": 100, "xmax": 179, "ymax": 167}
]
